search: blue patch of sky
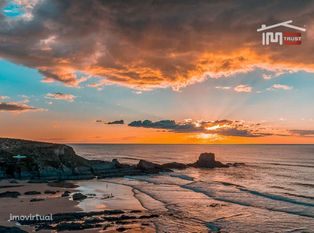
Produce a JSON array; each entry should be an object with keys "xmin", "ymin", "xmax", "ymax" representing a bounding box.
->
[
  {"xmin": 1, "ymin": 59, "xmax": 313, "ymax": 123},
  {"xmin": 2, "ymin": 0, "xmax": 25, "ymax": 17}
]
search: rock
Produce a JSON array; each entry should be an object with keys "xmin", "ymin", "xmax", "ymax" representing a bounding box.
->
[
  {"xmin": 61, "ymin": 191, "xmax": 71, "ymax": 197},
  {"xmin": 30, "ymin": 198, "xmax": 44, "ymax": 202},
  {"xmin": 72, "ymin": 192, "xmax": 87, "ymax": 201},
  {"xmin": 24, "ymin": 191, "xmax": 41, "ymax": 195},
  {"xmin": 0, "ymin": 191, "xmax": 21, "ymax": 198},
  {"xmin": 116, "ymin": 227, "xmax": 128, "ymax": 232},
  {"xmin": 138, "ymin": 214, "xmax": 159, "ymax": 219},
  {"xmin": 102, "ymin": 193, "xmax": 113, "ymax": 199},
  {"xmin": 0, "ymin": 138, "xmax": 237, "ymax": 181},
  {"xmin": 44, "ymin": 190, "xmax": 57, "ymax": 194},
  {"xmin": 103, "ymin": 214, "xmax": 137, "ymax": 222},
  {"xmin": 86, "ymin": 193, "xmax": 96, "ymax": 197},
  {"xmin": 190, "ymin": 153, "xmax": 228, "ymax": 168},
  {"xmin": 54, "ymin": 222, "xmax": 101, "ymax": 231},
  {"xmin": 0, "ymin": 226, "xmax": 27, "ymax": 233},
  {"xmin": 9, "ymin": 180, "xmax": 18, "ymax": 184},
  {"xmin": 17, "ymin": 209, "xmax": 156, "ymax": 232},
  {"xmin": 0, "ymin": 138, "xmax": 157, "ymax": 180},
  {"xmin": 0, "ymin": 185, "xmax": 23, "ymax": 189},
  {"xmin": 137, "ymin": 160, "xmax": 172, "ymax": 173},
  {"xmin": 48, "ymin": 181, "xmax": 78, "ymax": 188},
  {"xmin": 130, "ymin": 210, "xmax": 142, "ymax": 213},
  {"xmin": 161, "ymin": 162, "xmax": 187, "ymax": 170},
  {"xmin": 0, "ymin": 138, "xmax": 93, "ymax": 179}
]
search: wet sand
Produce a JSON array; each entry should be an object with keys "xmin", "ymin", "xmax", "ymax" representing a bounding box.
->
[
  {"xmin": 0, "ymin": 179, "xmax": 79, "ymax": 232},
  {"xmin": 0, "ymin": 179, "xmax": 157, "ymax": 232}
]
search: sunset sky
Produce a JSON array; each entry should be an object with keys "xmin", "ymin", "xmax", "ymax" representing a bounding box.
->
[{"xmin": 0, "ymin": 0, "xmax": 314, "ymax": 143}]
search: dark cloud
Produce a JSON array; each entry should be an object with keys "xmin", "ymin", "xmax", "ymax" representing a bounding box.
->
[
  {"xmin": 96, "ymin": 119, "xmax": 124, "ymax": 124},
  {"xmin": 0, "ymin": 0, "xmax": 314, "ymax": 89},
  {"xmin": 289, "ymin": 130, "xmax": 314, "ymax": 137},
  {"xmin": 107, "ymin": 120, "xmax": 124, "ymax": 125},
  {"xmin": 128, "ymin": 119, "xmax": 271, "ymax": 137},
  {"xmin": 0, "ymin": 102, "xmax": 41, "ymax": 112}
]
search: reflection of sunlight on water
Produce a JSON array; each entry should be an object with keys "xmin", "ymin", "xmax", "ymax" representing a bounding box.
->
[{"xmin": 69, "ymin": 145, "xmax": 314, "ymax": 232}]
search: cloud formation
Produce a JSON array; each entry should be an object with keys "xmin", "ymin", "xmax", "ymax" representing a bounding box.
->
[
  {"xmin": 128, "ymin": 119, "xmax": 271, "ymax": 137},
  {"xmin": 215, "ymin": 85, "xmax": 252, "ymax": 93},
  {"xmin": 0, "ymin": 0, "xmax": 314, "ymax": 90},
  {"xmin": 270, "ymin": 84, "xmax": 293, "ymax": 90},
  {"xmin": 96, "ymin": 120, "xmax": 124, "ymax": 125},
  {"xmin": 107, "ymin": 120, "xmax": 124, "ymax": 125},
  {"xmin": 0, "ymin": 96, "xmax": 9, "ymax": 100},
  {"xmin": 234, "ymin": 84, "xmax": 252, "ymax": 93},
  {"xmin": 0, "ymin": 101, "xmax": 42, "ymax": 112},
  {"xmin": 45, "ymin": 93, "xmax": 76, "ymax": 102},
  {"xmin": 289, "ymin": 130, "xmax": 314, "ymax": 137}
]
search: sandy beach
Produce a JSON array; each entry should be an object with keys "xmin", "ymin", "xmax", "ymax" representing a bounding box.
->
[
  {"xmin": 0, "ymin": 179, "xmax": 78, "ymax": 232},
  {"xmin": 0, "ymin": 179, "xmax": 158, "ymax": 232}
]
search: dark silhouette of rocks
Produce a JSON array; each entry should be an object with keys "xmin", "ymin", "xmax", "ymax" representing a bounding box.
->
[
  {"xmin": 0, "ymin": 138, "xmax": 133, "ymax": 180},
  {"xmin": 190, "ymin": 152, "xmax": 228, "ymax": 168},
  {"xmin": 0, "ymin": 191, "xmax": 21, "ymax": 198},
  {"xmin": 72, "ymin": 192, "xmax": 87, "ymax": 201},
  {"xmin": 44, "ymin": 190, "xmax": 57, "ymax": 194},
  {"xmin": 47, "ymin": 181, "xmax": 78, "ymax": 188},
  {"xmin": 30, "ymin": 198, "xmax": 44, "ymax": 202},
  {"xmin": 137, "ymin": 160, "xmax": 171, "ymax": 173},
  {"xmin": 17, "ymin": 209, "xmax": 158, "ymax": 232},
  {"xmin": 24, "ymin": 191, "xmax": 41, "ymax": 195},
  {"xmin": 0, "ymin": 138, "xmax": 243, "ymax": 180},
  {"xmin": 0, "ymin": 226, "xmax": 27, "ymax": 233},
  {"xmin": 61, "ymin": 191, "xmax": 71, "ymax": 197},
  {"xmin": 161, "ymin": 162, "xmax": 188, "ymax": 170}
]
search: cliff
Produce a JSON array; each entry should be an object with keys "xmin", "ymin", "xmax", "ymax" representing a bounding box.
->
[{"xmin": 0, "ymin": 138, "xmax": 236, "ymax": 180}]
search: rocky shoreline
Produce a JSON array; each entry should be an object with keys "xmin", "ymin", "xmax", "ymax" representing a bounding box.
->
[
  {"xmin": 0, "ymin": 138, "xmax": 243, "ymax": 181},
  {"xmin": 0, "ymin": 138, "xmax": 245, "ymax": 232},
  {"xmin": 17, "ymin": 209, "xmax": 159, "ymax": 232}
]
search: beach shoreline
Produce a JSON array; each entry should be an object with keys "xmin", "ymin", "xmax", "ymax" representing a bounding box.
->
[{"xmin": 0, "ymin": 178, "xmax": 160, "ymax": 232}]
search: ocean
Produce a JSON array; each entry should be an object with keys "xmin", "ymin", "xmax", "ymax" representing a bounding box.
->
[{"xmin": 71, "ymin": 144, "xmax": 314, "ymax": 232}]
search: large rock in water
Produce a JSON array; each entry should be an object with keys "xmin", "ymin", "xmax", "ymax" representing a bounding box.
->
[
  {"xmin": 190, "ymin": 152, "xmax": 228, "ymax": 168},
  {"xmin": 0, "ymin": 138, "xmax": 119, "ymax": 179}
]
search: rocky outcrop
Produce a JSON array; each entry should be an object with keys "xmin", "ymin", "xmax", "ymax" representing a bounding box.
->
[
  {"xmin": 161, "ymin": 162, "xmax": 188, "ymax": 170},
  {"xmin": 190, "ymin": 152, "xmax": 228, "ymax": 168},
  {"xmin": 72, "ymin": 193, "xmax": 87, "ymax": 201},
  {"xmin": 16, "ymin": 209, "xmax": 158, "ymax": 232},
  {"xmin": 0, "ymin": 138, "xmax": 132, "ymax": 180},
  {"xmin": 137, "ymin": 160, "xmax": 171, "ymax": 173},
  {"xmin": 0, "ymin": 191, "xmax": 21, "ymax": 198},
  {"xmin": 0, "ymin": 138, "xmax": 241, "ymax": 180}
]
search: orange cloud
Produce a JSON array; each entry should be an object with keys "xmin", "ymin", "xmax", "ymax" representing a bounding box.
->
[
  {"xmin": 45, "ymin": 93, "xmax": 76, "ymax": 102},
  {"xmin": 0, "ymin": 102, "xmax": 43, "ymax": 113},
  {"xmin": 1, "ymin": 1, "xmax": 314, "ymax": 90}
]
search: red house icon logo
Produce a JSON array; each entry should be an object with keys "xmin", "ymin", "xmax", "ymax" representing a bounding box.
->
[{"xmin": 257, "ymin": 20, "xmax": 306, "ymax": 46}]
